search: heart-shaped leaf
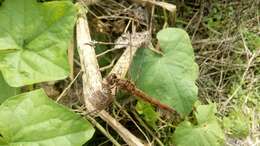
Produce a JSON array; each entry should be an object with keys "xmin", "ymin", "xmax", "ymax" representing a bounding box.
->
[
  {"xmin": 0, "ymin": 0, "xmax": 77, "ymax": 87},
  {"xmin": 130, "ymin": 28, "xmax": 199, "ymax": 116},
  {"xmin": 172, "ymin": 104, "xmax": 225, "ymax": 146},
  {"xmin": 0, "ymin": 89, "xmax": 95, "ymax": 146}
]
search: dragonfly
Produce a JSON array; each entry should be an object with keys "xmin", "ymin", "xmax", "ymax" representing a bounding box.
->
[
  {"xmin": 85, "ymin": 73, "xmax": 176, "ymax": 116},
  {"xmin": 105, "ymin": 73, "xmax": 176, "ymax": 113}
]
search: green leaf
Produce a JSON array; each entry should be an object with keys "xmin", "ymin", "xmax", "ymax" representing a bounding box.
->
[
  {"xmin": 0, "ymin": 73, "xmax": 20, "ymax": 104},
  {"xmin": 0, "ymin": 89, "xmax": 95, "ymax": 146},
  {"xmin": 223, "ymin": 110, "xmax": 250, "ymax": 138},
  {"xmin": 243, "ymin": 30, "xmax": 260, "ymax": 52},
  {"xmin": 136, "ymin": 101, "xmax": 159, "ymax": 129},
  {"xmin": 130, "ymin": 28, "xmax": 199, "ymax": 116},
  {"xmin": 0, "ymin": 0, "xmax": 77, "ymax": 87},
  {"xmin": 195, "ymin": 103, "xmax": 217, "ymax": 124},
  {"xmin": 172, "ymin": 104, "xmax": 225, "ymax": 146}
]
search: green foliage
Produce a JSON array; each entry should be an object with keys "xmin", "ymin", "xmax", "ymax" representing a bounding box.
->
[
  {"xmin": 130, "ymin": 28, "xmax": 199, "ymax": 116},
  {"xmin": 203, "ymin": 3, "xmax": 235, "ymax": 34},
  {"xmin": 172, "ymin": 103, "xmax": 225, "ymax": 146},
  {"xmin": 0, "ymin": 0, "xmax": 76, "ymax": 87},
  {"xmin": 203, "ymin": 6, "xmax": 223, "ymax": 30},
  {"xmin": 223, "ymin": 109, "xmax": 250, "ymax": 138},
  {"xmin": 0, "ymin": 73, "xmax": 20, "ymax": 104},
  {"xmin": 243, "ymin": 30, "xmax": 260, "ymax": 52},
  {"xmin": 0, "ymin": 89, "xmax": 95, "ymax": 146},
  {"xmin": 135, "ymin": 101, "xmax": 159, "ymax": 129}
]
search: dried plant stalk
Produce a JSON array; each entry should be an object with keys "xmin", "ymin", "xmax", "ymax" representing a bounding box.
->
[
  {"xmin": 110, "ymin": 31, "xmax": 151, "ymax": 77},
  {"xmin": 76, "ymin": 10, "xmax": 145, "ymax": 146},
  {"xmin": 76, "ymin": 15, "xmax": 106, "ymax": 111}
]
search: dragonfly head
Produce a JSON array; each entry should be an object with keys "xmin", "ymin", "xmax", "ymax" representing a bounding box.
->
[{"xmin": 106, "ymin": 73, "xmax": 118, "ymax": 85}]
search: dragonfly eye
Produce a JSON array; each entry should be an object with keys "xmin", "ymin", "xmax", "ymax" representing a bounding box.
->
[
  {"xmin": 111, "ymin": 73, "xmax": 117, "ymax": 80},
  {"xmin": 106, "ymin": 73, "xmax": 118, "ymax": 85}
]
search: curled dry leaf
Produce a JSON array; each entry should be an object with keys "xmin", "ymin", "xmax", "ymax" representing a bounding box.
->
[
  {"xmin": 132, "ymin": 0, "xmax": 176, "ymax": 12},
  {"xmin": 114, "ymin": 31, "xmax": 151, "ymax": 49}
]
